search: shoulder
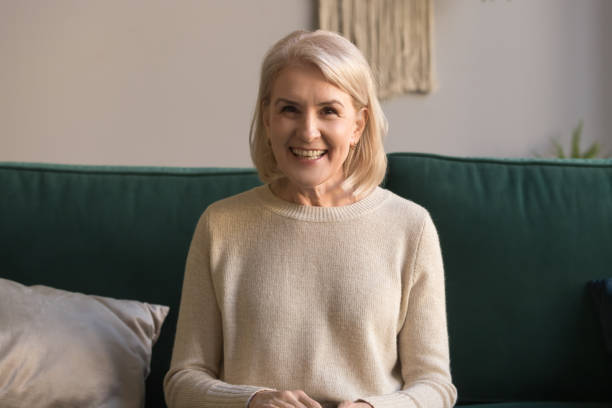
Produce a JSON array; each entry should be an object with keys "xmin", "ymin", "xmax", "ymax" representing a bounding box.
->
[
  {"xmin": 377, "ymin": 187, "xmax": 431, "ymax": 223},
  {"xmin": 362, "ymin": 187, "xmax": 437, "ymax": 244},
  {"xmin": 187, "ymin": 186, "xmax": 266, "ymax": 248},
  {"xmin": 381, "ymin": 190, "xmax": 443, "ymax": 256},
  {"xmin": 195, "ymin": 185, "xmax": 266, "ymax": 231},
  {"xmin": 205, "ymin": 185, "xmax": 264, "ymax": 214}
]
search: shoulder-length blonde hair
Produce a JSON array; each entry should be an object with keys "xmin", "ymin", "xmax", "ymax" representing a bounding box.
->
[{"xmin": 249, "ymin": 29, "xmax": 388, "ymax": 198}]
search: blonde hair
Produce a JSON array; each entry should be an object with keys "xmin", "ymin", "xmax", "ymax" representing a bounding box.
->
[{"xmin": 249, "ymin": 29, "xmax": 388, "ymax": 198}]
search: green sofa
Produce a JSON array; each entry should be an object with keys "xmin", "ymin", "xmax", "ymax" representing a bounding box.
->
[{"xmin": 1, "ymin": 153, "xmax": 611, "ymax": 407}]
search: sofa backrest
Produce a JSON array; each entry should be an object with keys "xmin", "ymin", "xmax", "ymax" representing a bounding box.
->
[
  {"xmin": 385, "ymin": 153, "xmax": 612, "ymax": 404},
  {"xmin": 0, "ymin": 162, "xmax": 262, "ymax": 408},
  {"xmin": 2, "ymin": 154, "xmax": 612, "ymax": 406}
]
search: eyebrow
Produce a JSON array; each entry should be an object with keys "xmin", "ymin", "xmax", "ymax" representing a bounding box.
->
[{"xmin": 274, "ymin": 98, "xmax": 344, "ymax": 108}]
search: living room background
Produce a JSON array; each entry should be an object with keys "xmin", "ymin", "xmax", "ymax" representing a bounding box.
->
[{"xmin": 1, "ymin": 0, "xmax": 611, "ymax": 167}]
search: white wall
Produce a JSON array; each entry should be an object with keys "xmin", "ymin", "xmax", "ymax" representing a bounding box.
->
[
  {"xmin": 386, "ymin": 0, "xmax": 612, "ymax": 158},
  {"xmin": 1, "ymin": 0, "xmax": 610, "ymax": 167}
]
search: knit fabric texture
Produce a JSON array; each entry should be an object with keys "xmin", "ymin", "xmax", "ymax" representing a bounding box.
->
[{"xmin": 164, "ymin": 184, "xmax": 457, "ymax": 408}]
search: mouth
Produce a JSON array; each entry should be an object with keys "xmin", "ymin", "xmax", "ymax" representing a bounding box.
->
[{"xmin": 290, "ymin": 147, "xmax": 327, "ymax": 160}]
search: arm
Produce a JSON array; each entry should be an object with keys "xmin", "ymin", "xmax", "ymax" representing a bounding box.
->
[
  {"xmin": 163, "ymin": 212, "xmax": 273, "ymax": 408},
  {"xmin": 357, "ymin": 212, "xmax": 457, "ymax": 408}
]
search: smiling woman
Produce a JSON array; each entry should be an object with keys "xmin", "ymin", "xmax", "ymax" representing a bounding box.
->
[
  {"xmin": 250, "ymin": 30, "xmax": 388, "ymax": 203},
  {"xmin": 164, "ymin": 30, "xmax": 457, "ymax": 408}
]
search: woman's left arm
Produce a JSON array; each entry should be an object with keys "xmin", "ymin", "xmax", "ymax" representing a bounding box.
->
[{"xmin": 357, "ymin": 212, "xmax": 458, "ymax": 408}]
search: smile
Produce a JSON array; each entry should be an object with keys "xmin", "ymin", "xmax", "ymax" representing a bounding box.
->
[{"xmin": 290, "ymin": 147, "xmax": 327, "ymax": 160}]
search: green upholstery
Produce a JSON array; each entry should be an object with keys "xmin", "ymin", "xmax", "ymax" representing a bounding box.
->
[
  {"xmin": 0, "ymin": 162, "xmax": 262, "ymax": 408},
  {"xmin": 1, "ymin": 154, "xmax": 611, "ymax": 407},
  {"xmin": 385, "ymin": 153, "xmax": 612, "ymax": 404}
]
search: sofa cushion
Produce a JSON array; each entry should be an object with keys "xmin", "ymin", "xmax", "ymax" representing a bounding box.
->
[
  {"xmin": 385, "ymin": 153, "xmax": 612, "ymax": 403},
  {"xmin": 0, "ymin": 277, "xmax": 168, "ymax": 408}
]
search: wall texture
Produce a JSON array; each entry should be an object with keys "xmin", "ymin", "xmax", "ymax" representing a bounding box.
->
[
  {"xmin": 1, "ymin": 0, "xmax": 610, "ymax": 166},
  {"xmin": 388, "ymin": 0, "xmax": 612, "ymax": 158}
]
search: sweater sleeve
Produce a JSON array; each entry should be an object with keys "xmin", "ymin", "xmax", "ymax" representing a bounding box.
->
[
  {"xmin": 358, "ymin": 211, "xmax": 457, "ymax": 408},
  {"xmin": 163, "ymin": 211, "xmax": 275, "ymax": 408}
]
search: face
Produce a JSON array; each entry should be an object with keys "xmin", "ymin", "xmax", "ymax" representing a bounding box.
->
[{"xmin": 263, "ymin": 64, "xmax": 367, "ymax": 194}]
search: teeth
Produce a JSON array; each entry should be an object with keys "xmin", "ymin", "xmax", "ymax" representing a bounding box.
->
[{"xmin": 291, "ymin": 148, "xmax": 326, "ymax": 158}]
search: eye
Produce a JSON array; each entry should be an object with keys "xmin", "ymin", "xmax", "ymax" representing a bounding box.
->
[
  {"xmin": 322, "ymin": 106, "xmax": 338, "ymax": 116},
  {"xmin": 280, "ymin": 105, "xmax": 298, "ymax": 114}
]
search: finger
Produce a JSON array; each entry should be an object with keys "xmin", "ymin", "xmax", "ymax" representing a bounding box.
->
[
  {"xmin": 275, "ymin": 402, "xmax": 299, "ymax": 408},
  {"xmin": 294, "ymin": 391, "xmax": 322, "ymax": 408},
  {"xmin": 275, "ymin": 390, "xmax": 309, "ymax": 408},
  {"xmin": 298, "ymin": 398, "xmax": 321, "ymax": 408}
]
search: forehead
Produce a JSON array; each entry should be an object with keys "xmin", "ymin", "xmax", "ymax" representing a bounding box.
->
[{"xmin": 270, "ymin": 64, "xmax": 351, "ymax": 103}]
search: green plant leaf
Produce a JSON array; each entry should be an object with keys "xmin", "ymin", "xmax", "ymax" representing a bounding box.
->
[
  {"xmin": 583, "ymin": 142, "xmax": 600, "ymax": 159},
  {"xmin": 553, "ymin": 139, "xmax": 565, "ymax": 158},
  {"xmin": 571, "ymin": 120, "xmax": 583, "ymax": 158}
]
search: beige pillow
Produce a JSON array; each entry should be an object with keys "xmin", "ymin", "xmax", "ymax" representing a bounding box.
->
[{"xmin": 0, "ymin": 278, "xmax": 169, "ymax": 408}]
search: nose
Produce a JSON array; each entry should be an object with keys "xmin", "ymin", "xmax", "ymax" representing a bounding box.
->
[{"xmin": 298, "ymin": 110, "xmax": 320, "ymax": 142}]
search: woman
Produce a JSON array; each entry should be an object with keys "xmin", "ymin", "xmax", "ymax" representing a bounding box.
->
[{"xmin": 164, "ymin": 30, "xmax": 457, "ymax": 408}]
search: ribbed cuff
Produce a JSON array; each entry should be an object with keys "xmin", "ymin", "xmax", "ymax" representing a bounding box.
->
[
  {"xmin": 359, "ymin": 380, "xmax": 457, "ymax": 408},
  {"xmin": 206, "ymin": 382, "xmax": 276, "ymax": 408},
  {"xmin": 358, "ymin": 392, "xmax": 417, "ymax": 408},
  {"xmin": 246, "ymin": 388, "xmax": 278, "ymax": 408}
]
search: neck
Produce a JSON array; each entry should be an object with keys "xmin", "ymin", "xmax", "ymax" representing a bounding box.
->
[{"xmin": 270, "ymin": 178, "xmax": 359, "ymax": 207}]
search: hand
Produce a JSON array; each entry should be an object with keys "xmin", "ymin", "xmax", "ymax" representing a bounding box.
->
[
  {"xmin": 249, "ymin": 389, "xmax": 323, "ymax": 408},
  {"xmin": 337, "ymin": 402, "xmax": 373, "ymax": 408}
]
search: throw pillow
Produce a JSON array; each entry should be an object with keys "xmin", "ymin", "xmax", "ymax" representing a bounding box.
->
[
  {"xmin": 588, "ymin": 278, "xmax": 612, "ymax": 354},
  {"xmin": 0, "ymin": 278, "xmax": 169, "ymax": 408}
]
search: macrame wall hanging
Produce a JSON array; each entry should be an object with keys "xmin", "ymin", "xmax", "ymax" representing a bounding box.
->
[{"xmin": 319, "ymin": 0, "xmax": 434, "ymax": 99}]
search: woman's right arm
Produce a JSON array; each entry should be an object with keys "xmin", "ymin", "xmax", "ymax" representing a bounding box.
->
[
  {"xmin": 163, "ymin": 212, "xmax": 274, "ymax": 408},
  {"xmin": 164, "ymin": 211, "xmax": 323, "ymax": 408}
]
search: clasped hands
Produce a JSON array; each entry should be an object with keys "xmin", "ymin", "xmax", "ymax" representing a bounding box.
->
[{"xmin": 248, "ymin": 389, "xmax": 373, "ymax": 408}]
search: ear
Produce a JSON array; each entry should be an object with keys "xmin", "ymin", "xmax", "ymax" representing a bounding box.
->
[{"xmin": 352, "ymin": 107, "xmax": 368, "ymax": 144}]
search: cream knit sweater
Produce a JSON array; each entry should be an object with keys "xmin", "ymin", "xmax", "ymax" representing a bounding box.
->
[{"xmin": 164, "ymin": 185, "xmax": 457, "ymax": 408}]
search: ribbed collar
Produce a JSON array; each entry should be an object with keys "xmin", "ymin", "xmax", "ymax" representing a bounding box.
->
[{"xmin": 254, "ymin": 184, "xmax": 389, "ymax": 222}]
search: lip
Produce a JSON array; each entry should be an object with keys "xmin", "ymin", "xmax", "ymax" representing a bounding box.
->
[
  {"xmin": 293, "ymin": 154, "xmax": 325, "ymax": 162},
  {"xmin": 290, "ymin": 147, "xmax": 327, "ymax": 151},
  {"xmin": 289, "ymin": 147, "xmax": 327, "ymax": 162}
]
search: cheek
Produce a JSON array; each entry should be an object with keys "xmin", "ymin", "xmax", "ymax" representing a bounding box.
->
[
  {"xmin": 268, "ymin": 120, "xmax": 292, "ymax": 157},
  {"xmin": 269, "ymin": 116, "xmax": 293, "ymax": 138},
  {"xmin": 326, "ymin": 121, "xmax": 355, "ymax": 148}
]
